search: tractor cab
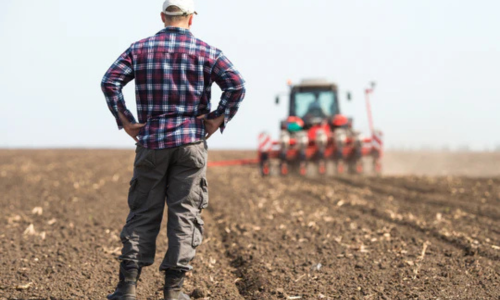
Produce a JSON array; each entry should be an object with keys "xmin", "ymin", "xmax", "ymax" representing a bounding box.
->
[
  {"xmin": 278, "ymin": 79, "xmax": 342, "ymax": 131},
  {"xmin": 290, "ymin": 79, "xmax": 339, "ymax": 127}
]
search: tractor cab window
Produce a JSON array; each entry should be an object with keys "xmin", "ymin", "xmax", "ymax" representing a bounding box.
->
[{"xmin": 294, "ymin": 91, "xmax": 337, "ymax": 119}]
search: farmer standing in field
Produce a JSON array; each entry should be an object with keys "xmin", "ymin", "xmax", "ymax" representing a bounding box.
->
[{"xmin": 101, "ymin": 0, "xmax": 246, "ymax": 299}]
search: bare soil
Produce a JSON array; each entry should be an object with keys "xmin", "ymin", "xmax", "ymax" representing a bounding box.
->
[{"xmin": 1, "ymin": 150, "xmax": 499, "ymax": 300}]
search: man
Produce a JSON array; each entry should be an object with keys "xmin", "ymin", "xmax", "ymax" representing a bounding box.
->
[{"xmin": 100, "ymin": 0, "xmax": 245, "ymax": 299}]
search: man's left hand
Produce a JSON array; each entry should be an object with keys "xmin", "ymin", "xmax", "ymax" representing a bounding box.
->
[
  {"xmin": 124, "ymin": 123, "xmax": 146, "ymax": 142},
  {"xmin": 197, "ymin": 114, "xmax": 224, "ymax": 140},
  {"xmin": 118, "ymin": 111, "xmax": 146, "ymax": 142}
]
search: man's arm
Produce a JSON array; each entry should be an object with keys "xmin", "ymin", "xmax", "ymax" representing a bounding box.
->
[
  {"xmin": 101, "ymin": 47, "xmax": 138, "ymax": 129},
  {"xmin": 204, "ymin": 53, "xmax": 246, "ymax": 135}
]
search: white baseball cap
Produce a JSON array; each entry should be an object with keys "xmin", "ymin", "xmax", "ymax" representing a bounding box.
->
[{"xmin": 162, "ymin": 0, "xmax": 197, "ymax": 16}]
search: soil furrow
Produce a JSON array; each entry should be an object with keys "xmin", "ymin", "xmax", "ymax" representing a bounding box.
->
[
  {"xmin": 336, "ymin": 176, "xmax": 500, "ymax": 247},
  {"xmin": 298, "ymin": 176, "xmax": 500, "ymax": 261},
  {"xmin": 334, "ymin": 176, "xmax": 500, "ymax": 222},
  {"xmin": 187, "ymin": 209, "xmax": 245, "ymax": 299},
  {"xmin": 304, "ymin": 176, "xmax": 500, "ymax": 249}
]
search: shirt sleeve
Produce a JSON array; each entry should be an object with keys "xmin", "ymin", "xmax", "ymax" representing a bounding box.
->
[
  {"xmin": 101, "ymin": 46, "xmax": 137, "ymax": 129},
  {"xmin": 206, "ymin": 52, "xmax": 246, "ymax": 133}
]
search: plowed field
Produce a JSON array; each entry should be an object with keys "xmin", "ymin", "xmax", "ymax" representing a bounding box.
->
[{"xmin": 1, "ymin": 150, "xmax": 499, "ymax": 300}]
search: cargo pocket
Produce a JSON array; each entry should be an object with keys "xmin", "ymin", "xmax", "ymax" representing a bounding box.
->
[
  {"xmin": 177, "ymin": 143, "xmax": 207, "ymax": 169},
  {"xmin": 127, "ymin": 178, "xmax": 149, "ymax": 211},
  {"xmin": 134, "ymin": 146, "xmax": 155, "ymax": 169},
  {"xmin": 192, "ymin": 215, "xmax": 204, "ymax": 248},
  {"xmin": 199, "ymin": 178, "xmax": 209, "ymax": 209}
]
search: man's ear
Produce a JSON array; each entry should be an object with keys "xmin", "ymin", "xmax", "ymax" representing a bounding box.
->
[
  {"xmin": 188, "ymin": 14, "xmax": 193, "ymax": 27},
  {"xmin": 161, "ymin": 12, "xmax": 166, "ymax": 24}
]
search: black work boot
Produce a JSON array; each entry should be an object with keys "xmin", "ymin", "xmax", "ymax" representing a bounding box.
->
[
  {"xmin": 107, "ymin": 261, "xmax": 142, "ymax": 300},
  {"xmin": 163, "ymin": 270, "xmax": 190, "ymax": 300}
]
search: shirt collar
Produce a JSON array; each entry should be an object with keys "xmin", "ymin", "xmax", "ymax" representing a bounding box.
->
[{"xmin": 157, "ymin": 26, "xmax": 193, "ymax": 36}]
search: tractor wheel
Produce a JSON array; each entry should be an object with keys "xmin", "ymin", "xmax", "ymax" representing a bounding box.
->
[
  {"xmin": 260, "ymin": 160, "xmax": 270, "ymax": 177},
  {"xmin": 356, "ymin": 160, "xmax": 364, "ymax": 174},
  {"xmin": 335, "ymin": 161, "xmax": 345, "ymax": 175},
  {"xmin": 318, "ymin": 161, "xmax": 327, "ymax": 175},
  {"xmin": 373, "ymin": 158, "xmax": 382, "ymax": 176},
  {"xmin": 280, "ymin": 162, "xmax": 289, "ymax": 176},
  {"xmin": 299, "ymin": 162, "xmax": 307, "ymax": 176}
]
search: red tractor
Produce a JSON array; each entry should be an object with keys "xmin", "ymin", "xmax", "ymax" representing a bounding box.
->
[{"xmin": 258, "ymin": 79, "xmax": 383, "ymax": 176}]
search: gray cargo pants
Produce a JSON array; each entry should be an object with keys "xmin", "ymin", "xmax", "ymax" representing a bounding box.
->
[{"xmin": 118, "ymin": 141, "xmax": 208, "ymax": 272}]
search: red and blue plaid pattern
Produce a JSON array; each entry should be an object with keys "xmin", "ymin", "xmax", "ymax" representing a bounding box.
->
[{"xmin": 101, "ymin": 27, "xmax": 246, "ymax": 149}]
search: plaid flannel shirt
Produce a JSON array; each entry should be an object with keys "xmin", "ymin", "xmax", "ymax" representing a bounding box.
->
[{"xmin": 101, "ymin": 27, "xmax": 246, "ymax": 149}]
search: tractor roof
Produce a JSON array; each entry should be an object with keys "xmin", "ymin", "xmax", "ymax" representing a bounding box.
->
[{"xmin": 295, "ymin": 79, "xmax": 338, "ymax": 89}]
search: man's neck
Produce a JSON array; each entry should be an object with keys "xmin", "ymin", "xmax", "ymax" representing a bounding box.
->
[{"xmin": 164, "ymin": 23, "xmax": 190, "ymax": 30}]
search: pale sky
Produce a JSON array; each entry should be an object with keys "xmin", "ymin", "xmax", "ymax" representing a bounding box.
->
[{"xmin": 1, "ymin": 0, "xmax": 499, "ymax": 150}]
